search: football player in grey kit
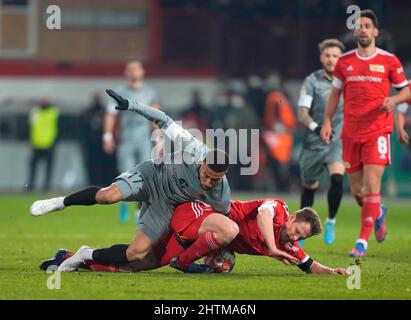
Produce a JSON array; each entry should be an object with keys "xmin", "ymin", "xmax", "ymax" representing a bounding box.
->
[
  {"xmin": 298, "ymin": 39, "xmax": 345, "ymax": 245},
  {"xmin": 30, "ymin": 89, "xmax": 231, "ymax": 273}
]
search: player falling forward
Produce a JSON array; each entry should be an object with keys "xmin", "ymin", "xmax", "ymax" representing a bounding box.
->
[
  {"xmin": 41, "ymin": 199, "xmax": 349, "ymax": 275},
  {"xmin": 298, "ymin": 39, "xmax": 345, "ymax": 245},
  {"xmin": 321, "ymin": 10, "xmax": 411, "ymax": 257},
  {"xmin": 31, "ymin": 89, "xmax": 232, "ymax": 272}
]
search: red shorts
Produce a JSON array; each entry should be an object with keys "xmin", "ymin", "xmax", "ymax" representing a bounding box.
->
[
  {"xmin": 342, "ymin": 133, "xmax": 391, "ymax": 173},
  {"xmin": 171, "ymin": 201, "xmax": 215, "ymax": 236},
  {"xmin": 153, "ymin": 201, "xmax": 216, "ymax": 266}
]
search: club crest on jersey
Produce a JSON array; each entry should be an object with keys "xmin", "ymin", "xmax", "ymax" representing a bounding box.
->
[
  {"xmin": 285, "ymin": 242, "xmax": 299, "ymax": 253},
  {"xmin": 369, "ymin": 64, "xmax": 385, "ymax": 73}
]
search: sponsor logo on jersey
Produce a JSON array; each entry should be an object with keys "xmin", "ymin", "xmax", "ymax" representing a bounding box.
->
[
  {"xmin": 369, "ymin": 64, "xmax": 385, "ymax": 73},
  {"xmin": 347, "ymin": 65, "xmax": 354, "ymax": 71},
  {"xmin": 344, "ymin": 161, "xmax": 351, "ymax": 168},
  {"xmin": 346, "ymin": 75, "xmax": 382, "ymax": 83},
  {"xmin": 397, "ymin": 67, "xmax": 404, "ymax": 74}
]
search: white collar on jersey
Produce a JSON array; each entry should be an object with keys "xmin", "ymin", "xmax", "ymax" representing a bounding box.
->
[{"xmin": 355, "ymin": 48, "xmax": 379, "ymax": 60}]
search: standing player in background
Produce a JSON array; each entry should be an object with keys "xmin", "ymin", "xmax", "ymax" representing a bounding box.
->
[
  {"xmin": 395, "ymin": 80, "xmax": 410, "ymax": 145},
  {"xmin": 321, "ymin": 10, "xmax": 411, "ymax": 257},
  {"xmin": 103, "ymin": 60, "xmax": 160, "ymax": 223},
  {"xmin": 297, "ymin": 39, "xmax": 345, "ymax": 245}
]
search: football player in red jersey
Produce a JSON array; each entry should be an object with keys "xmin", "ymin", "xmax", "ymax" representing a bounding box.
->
[
  {"xmin": 40, "ymin": 199, "xmax": 349, "ymax": 275},
  {"xmin": 321, "ymin": 10, "xmax": 411, "ymax": 257}
]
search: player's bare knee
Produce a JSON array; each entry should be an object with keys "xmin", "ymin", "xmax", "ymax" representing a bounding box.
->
[
  {"xmin": 304, "ymin": 181, "xmax": 319, "ymax": 189},
  {"xmin": 217, "ymin": 221, "xmax": 239, "ymax": 244},
  {"xmin": 229, "ymin": 221, "xmax": 240, "ymax": 240}
]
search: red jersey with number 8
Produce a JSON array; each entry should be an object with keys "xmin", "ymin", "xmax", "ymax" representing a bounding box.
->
[{"xmin": 332, "ymin": 48, "xmax": 408, "ymax": 139}]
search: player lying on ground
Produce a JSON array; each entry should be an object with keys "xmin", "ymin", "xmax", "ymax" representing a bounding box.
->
[
  {"xmin": 41, "ymin": 199, "xmax": 349, "ymax": 275},
  {"xmin": 30, "ymin": 89, "xmax": 234, "ymax": 271},
  {"xmin": 320, "ymin": 10, "xmax": 411, "ymax": 257}
]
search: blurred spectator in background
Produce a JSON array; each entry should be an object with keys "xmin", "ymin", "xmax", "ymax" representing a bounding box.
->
[
  {"xmin": 181, "ymin": 89, "xmax": 210, "ymax": 134},
  {"xmin": 81, "ymin": 92, "xmax": 116, "ymax": 187},
  {"xmin": 211, "ymin": 82, "xmax": 259, "ymax": 190},
  {"xmin": 27, "ymin": 98, "xmax": 59, "ymax": 192},
  {"xmin": 260, "ymin": 73, "xmax": 296, "ymax": 192},
  {"xmin": 103, "ymin": 60, "xmax": 160, "ymax": 223},
  {"xmin": 245, "ymin": 75, "xmax": 266, "ymax": 121}
]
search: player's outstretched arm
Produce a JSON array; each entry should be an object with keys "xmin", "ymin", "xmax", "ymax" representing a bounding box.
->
[
  {"xmin": 106, "ymin": 89, "xmax": 204, "ymax": 148},
  {"xmin": 321, "ymin": 86, "xmax": 341, "ymax": 144},
  {"xmin": 106, "ymin": 89, "xmax": 173, "ymax": 129},
  {"xmin": 308, "ymin": 261, "xmax": 350, "ymax": 275}
]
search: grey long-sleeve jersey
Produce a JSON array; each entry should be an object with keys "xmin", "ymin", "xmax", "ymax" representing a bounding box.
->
[{"xmin": 127, "ymin": 99, "xmax": 231, "ymax": 214}]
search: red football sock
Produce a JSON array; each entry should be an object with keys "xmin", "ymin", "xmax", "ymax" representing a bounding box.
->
[
  {"xmin": 86, "ymin": 262, "xmax": 120, "ymax": 272},
  {"xmin": 178, "ymin": 232, "xmax": 222, "ymax": 266},
  {"xmin": 359, "ymin": 193, "xmax": 380, "ymax": 241}
]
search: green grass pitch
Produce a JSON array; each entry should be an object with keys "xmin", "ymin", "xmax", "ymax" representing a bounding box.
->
[{"xmin": 0, "ymin": 193, "xmax": 410, "ymax": 300}]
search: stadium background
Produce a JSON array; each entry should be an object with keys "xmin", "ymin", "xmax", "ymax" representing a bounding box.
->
[
  {"xmin": 0, "ymin": 0, "xmax": 410, "ymax": 196},
  {"xmin": 0, "ymin": 0, "xmax": 410, "ymax": 301}
]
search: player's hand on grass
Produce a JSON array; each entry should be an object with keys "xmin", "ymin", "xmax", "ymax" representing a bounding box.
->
[
  {"xmin": 106, "ymin": 89, "xmax": 129, "ymax": 110},
  {"xmin": 397, "ymin": 129, "xmax": 410, "ymax": 144},
  {"xmin": 320, "ymin": 119, "xmax": 332, "ymax": 144},
  {"xmin": 381, "ymin": 97, "xmax": 396, "ymax": 112},
  {"xmin": 331, "ymin": 268, "xmax": 351, "ymax": 275},
  {"xmin": 269, "ymin": 248, "xmax": 300, "ymax": 265}
]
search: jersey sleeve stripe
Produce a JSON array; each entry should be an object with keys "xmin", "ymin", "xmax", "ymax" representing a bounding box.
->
[
  {"xmin": 298, "ymin": 254, "xmax": 310, "ymax": 265},
  {"xmin": 392, "ymin": 80, "xmax": 409, "ymax": 89},
  {"xmin": 332, "ymin": 77, "xmax": 343, "ymax": 89},
  {"xmin": 298, "ymin": 95, "xmax": 313, "ymax": 108},
  {"xmin": 257, "ymin": 201, "xmax": 275, "ymax": 218}
]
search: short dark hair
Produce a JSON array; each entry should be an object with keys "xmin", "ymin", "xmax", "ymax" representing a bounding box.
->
[
  {"xmin": 318, "ymin": 39, "xmax": 345, "ymax": 54},
  {"xmin": 361, "ymin": 9, "xmax": 378, "ymax": 28},
  {"xmin": 294, "ymin": 207, "xmax": 322, "ymax": 237},
  {"xmin": 204, "ymin": 149, "xmax": 230, "ymax": 173}
]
